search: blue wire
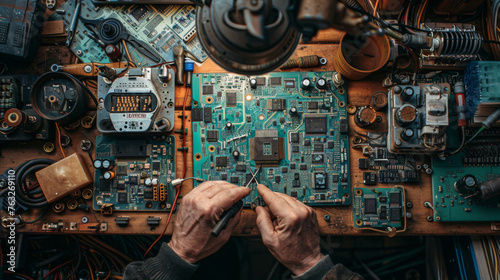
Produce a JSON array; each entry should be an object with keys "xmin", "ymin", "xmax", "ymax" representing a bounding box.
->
[{"xmin": 468, "ymin": 237, "xmax": 481, "ymax": 280}]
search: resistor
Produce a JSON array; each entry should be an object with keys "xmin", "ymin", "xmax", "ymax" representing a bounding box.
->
[{"xmin": 280, "ymin": 55, "xmax": 327, "ymax": 69}]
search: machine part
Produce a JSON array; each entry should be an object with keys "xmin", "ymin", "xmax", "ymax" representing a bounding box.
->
[
  {"xmin": 81, "ymin": 216, "xmax": 89, "ymax": 223},
  {"xmin": 31, "ymin": 72, "xmax": 88, "ymax": 124},
  {"xmin": 354, "ymin": 106, "xmax": 377, "ymax": 128},
  {"xmin": 42, "ymin": 222, "xmax": 64, "ymax": 231},
  {"xmin": 52, "ymin": 202, "xmax": 65, "ymax": 213},
  {"xmin": 105, "ymin": 44, "xmax": 121, "ymax": 61},
  {"xmin": 80, "ymin": 139, "xmax": 92, "ymax": 151},
  {"xmin": 65, "ymin": 0, "xmax": 81, "ymax": 46},
  {"xmin": 60, "ymin": 135, "xmax": 71, "ymax": 147},
  {"xmin": 71, "ymin": 189, "xmax": 81, "ymax": 199},
  {"xmin": 82, "ymin": 189, "xmax": 93, "ymax": 200},
  {"xmin": 81, "ymin": 116, "xmax": 94, "ymax": 129},
  {"xmin": 454, "ymin": 175, "xmax": 477, "ymax": 194},
  {"xmin": 346, "ymin": 104, "xmax": 357, "ymax": 115},
  {"xmin": 115, "ymin": 216, "xmax": 130, "ymax": 227},
  {"xmin": 478, "ymin": 177, "xmax": 500, "ymax": 201},
  {"xmin": 158, "ymin": 65, "xmax": 173, "ymax": 84},
  {"xmin": 280, "ymin": 55, "xmax": 327, "ymax": 69},
  {"xmin": 333, "ymin": 34, "xmax": 390, "ymax": 80},
  {"xmin": 387, "ymin": 83, "xmax": 450, "ymax": 154},
  {"xmin": 43, "ymin": 142, "xmax": 55, "ymax": 153},
  {"xmin": 96, "ymin": 67, "xmax": 176, "ymax": 133},
  {"xmin": 51, "ymin": 62, "xmax": 128, "ymax": 77},
  {"xmin": 174, "ymin": 45, "xmax": 185, "ymax": 85},
  {"xmin": 192, "ymin": 71, "xmax": 350, "ymax": 207},
  {"xmin": 67, "ymin": 199, "xmax": 78, "ymax": 210},
  {"xmin": 370, "ymin": 91, "xmax": 388, "ymax": 110},
  {"xmin": 324, "ymin": 214, "xmax": 331, "ymax": 221},
  {"xmin": 36, "ymin": 154, "xmax": 93, "ymax": 203}
]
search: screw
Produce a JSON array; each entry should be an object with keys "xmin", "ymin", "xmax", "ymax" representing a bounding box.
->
[
  {"xmin": 426, "ymin": 216, "xmax": 433, "ymax": 222},
  {"xmin": 406, "ymin": 212, "xmax": 412, "ymax": 219},
  {"xmin": 425, "ymin": 168, "xmax": 433, "ymax": 175},
  {"xmin": 395, "ymin": 139, "xmax": 402, "ymax": 146},
  {"xmin": 406, "ymin": 202, "xmax": 413, "ymax": 208},
  {"xmin": 323, "ymin": 215, "xmax": 330, "ymax": 222},
  {"xmin": 81, "ymin": 216, "xmax": 89, "ymax": 224}
]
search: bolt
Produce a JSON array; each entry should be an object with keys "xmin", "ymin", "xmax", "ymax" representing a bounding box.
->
[{"xmin": 323, "ymin": 215, "xmax": 330, "ymax": 222}]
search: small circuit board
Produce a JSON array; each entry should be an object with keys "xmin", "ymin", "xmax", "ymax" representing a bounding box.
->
[
  {"xmin": 93, "ymin": 135, "xmax": 176, "ymax": 211},
  {"xmin": 192, "ymin": 72, "xmax": 350, "ymax": 207},
  {"xmin": 353, "ymin": 187, "xmax": 405, "ymax": 232}
]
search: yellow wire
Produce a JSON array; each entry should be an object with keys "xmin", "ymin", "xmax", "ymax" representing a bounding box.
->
[
  {"xmin": 122, "ymin": 39, "xmax": 136, "ymax": 68},
  {"xmin": 491, "ymin": 237, "xmax": 499, "ymax": 280},
  {"xmin": 83, "ymin": 254, "xmax": 95, "ymax": 280},
  {"xmin": 55, "ymin": 123, "xmax": 66, "ymax": 158},
  {"xmin": 373, "ymin": 0, "xmax": 380, "ymax": 16},
  {"xmin": 417, "ymin": 0, "xmax": 429, "ymax": 26}
]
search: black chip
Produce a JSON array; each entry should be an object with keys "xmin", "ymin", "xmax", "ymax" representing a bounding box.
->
[
  {"xmin": 390, "ymin": 208, "xmax": 401, "ymax": 222},
  {"xmin": 358, "ymin": 158, "xmax": 369, "ymax": 169},
  {"xmin": 99, "ymin": 180, "xmax": 110, "ymax": 191},
  {"xmin": 379, "ymin": 196, "xmax": 387, "ymax": 203},
  {"xmin": 363, "ymin": 172, "xmax": 377, "ymax": 185},
  {"xmin": 305, "ymin": 115, "xmax": 327, "ymax": 134},
  {"xmin": 290, "ymin": 133, "xmax": 299, "ymax": 143},
  {"xmin": 269, "ymin": 99, "xmax": 286, "ymax": 111},
  {"xmin": 294, "ymin": 173, "xmax": 300, "ymax": 180},
  {"xmin": 144, "ymin": 190, "xmax": 153, "ymax": 199},
  {"xmin": 230, "ymin": 176, "xmax": 239, "ymax": 184},
  {"xmin": 221, "ymin": 173, "xmax": 228, "ymax": 180},
  {"xmin": 376, "ymin": 148, "xmax": 385, "ymax": 159},
  {"xmin": 131, "ymin": 5, "xmax": 147, "ymax": 21},
  {"xmin": 308, "ymin": 102, "xmax": 319, "ymax": 110},
  {"xmin": 116, "ymin": 165, "xmax": 128, "ymax": 176},
  {"xmin": 246, "ymin": 116, "xmax": 252, "ymax": 122},
  {"xmin": 292, "ymin": 146, "xmax": 299, "ymax": 153},
  {"xmin": 226, "ymin": 91, "xmax": 237, "ymax": 107},
  {"xmin": 117, "ymin": 180, "xmax": 126, "ymax": 190},
  {"xmin": 275, "ymin": 176, "xmax": 281, "ymax": 183},
  {"xmin": 116, "ymin": 140, "xmax": 147, "ymax": 157},
  {"xmin": 235, "ymin": 165, "xmax": 246, "ymax": 172},
  {"xmin": 390, "ymin": 192, "xmax": 401, "ymax": 206},
  {"xmin": 291, "ymin": 191, "xmax": 298, "ymax": 197},
  {"xmin": 245, "ymin": 173, "xmax": 254, "ymax": 185},
  {"xmin": 327, "ymin": 141, "xmax": 334, "ymax": 149},
  {"xmin": 216, "ymin": 156, "xmax": 228, "ymax": 167},
  {"xmin": 129, "ymin": 174, "xmax": 138, "ymax": 185},
  {"xmin": 300, "ymin": 164, "xmax": 307, "ymax": 170},
  {"xmin": 340, "ymin": 117, "xmax": 348, "ymax": 134},
  {"xmin": 270, "ymin": 77, "xmax": 282, "ymax": 85},
  {"xmin": 206, "ymin": 130, "xmax": 219, "ymax": 142},
  {"xmin": 314, "ymin": 144, "xmax": 324, "ymax": 152},
  {"xmin": 217, "ymin": 92, "xmax": 222, "ymax": 98},
  {"xmin": 381, "ymin": 206, "xmax": 387, "ymax": 211},
  {"xmin": 203, "ymin": 85, "xmax": 214, "ymax": 95},
  {"xmin": 293, "ymin": 180, "xmax": 300, "ymax": 187},
  {"xmin": 117, "ymin": 193, "xmax": 128, "ymax": 203},
  {"xmin": 341, "ymin": 178, "xmax": 348, "ymax": 183},
  {"xmin": 304, "ymin": 139, "xmax": 311, "ymax": 146},
  {"xmin": 256, "ymin": 77, "xmax": 266, "ymax": 85},
  {"xmin": 379, "ymin": 211, "xmax": 387, "ymax": 220},
  {"xmin": 272, "ymin": 120, "xmax": 277, "ymax": 126},
  {"xmin": 192, "ymin": 108, "xmax": 203, "ymax": 122},
  {"xmin": 204, "ymin": 107, "xmax": 212, "ymax": 123},
  {"xmin": 290, "ymin": 163, "xmax": 296, "ymax": 169},
  {"xmin": 331, "ymin": 174, "xmax": 339, "ymax": 182},
  {"xmin": 284, "ymin": 79, "xmax": 296, "ymax": 88},
  {"xmin": 364, "ymin": 198, "xmax": 377, "ymax": 214},
  {"xmin": 152, "ymin": 160, "xmax": 161, "ymax": 170},
  {"xmin": 330, "ymin": 130, "xmax": 335, "ymax": 136},
  {"xmin": 281, "ymin": 167, "xmax": 288, "ymax": 173},
  {"xmin": 314, "ymin": 172, "xmax": 327, "ymax": 189}
]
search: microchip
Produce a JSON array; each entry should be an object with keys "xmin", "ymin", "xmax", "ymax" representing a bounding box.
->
[
  {"xmin": 300, "ymin": 164, "xmax": 307, "ymax": 170},
  {"xmin": 129, "ymin": 174, "xmax": 138, "ymax": 185},
  {"xmin": 131, "ymin": 5, "xmax": 148, "ymax": 21},
  {"xmin": 376, "ymin": 148, "xmax": 385, "ymax": 159},
  {"xmin": 192, "ymin": 108, "xmax": 204, "ymax": 122},
  {"xmin": 292, "ymin": 146, "xmax": 299, "ymax": 153},
  {"xmin": 204, "ymin": 107, "xmax": 212, "ymax": 123},
  {"xmin": 331, "ymin": 174, "xmax": 339, "ymax": 182},
  {"xmin": 358, "ymin": 158, "xmax": 369, "ymax": 169},
  {"xmin": 226, "ymin": 91, "xmax": 237, "ymax": 107},
  {"xmin": 206, "ymin": 130, "xmax": 219, "ymax": 142},
  {"xmin": 116, "ymin": 165, "xmax": 128, "ymax": 176},
  {"xmin": 152, "ymin": 160, "xmax": 161, "ymax": 170},
  {"xmin": 305, "ymin": 115, "xmax": 327, "ymax": 134},
  {"xmin": 279, "ymin": 117, "xmax": 285, "ymax": 124},
  {"xmin": 315, "ymin": 193, "xmax": 326, "ymax": 200},
  {"xmin": 379, "ymin": 211, "xmax": 387, "ymax": 220},
  {"xmin": 99, "ymin": 180, "xmax": 110, "ymax": 191},
  {"xmin": 246, "ymin": 116, "xmax": 252, "ymax": 122},
  {"xmin": 144, "ymin": 190, "xmax": 153, "ymax": 199},
  {"xmin": 281, "ymin": 167, "xmax": 288, "ymax": 173},
  {"xmin": 256, "ymin": 77, "xmax": 266, "ymax": 85},
  {"xmin": 312, "ymin": 154, "xmax": 324, "ymax": 163},
  {"xmin": 269, "ymin": 99, "xmax": 285, "ymax": 111},
  {"xmin": 327, "ymin": 141, "xmax": 334, "ymax": 149},
  {"xmin": 203, "ymin": 85, "xmax": 214, "ymax": 95},
  {"xmin": 363, "ymin": 172, "xmax": 377, "ymax": 185},
  {"xmin": 284, "ymin": 79, "xmax": 295, "ymax": 88},
  {"xmin": 249, "ymin": 131, "xmax": 284, "ymax": 165},
  {"xmin": 289, "ymin": 133, "xmax": 299, "ymax": 144},
  {"xmin": 304, "ymin": 139, "xmax": 311, "ymax": 146},
  {"xmin": 340, "ymin": 117, "xmax": 348, "ymax": 134},
  {"xmin": 230, "ymin": 176, "xmax": 239, "ymax": 184},
  {"xmin": 117, "ymin": 193, "xmax": 128, "ymax": 203},
  {"xmin": 275, "ymin": 176, "xmax": 281, "ymax": 183},
  {"xmin": 272, "ymin": 120, "xmax": 277, "ymax": 126},
  {"xmin": 291, "ymin": 191, "xmax": 298, "ymax": 197},
  {"xmin": 364, "ymin": 198, "xmax": 377, "ymax": 214},
  {"xmin": 314, "ymin": 144, "xmax": 324, "ymax": 152},
  {"xmin": 290, "ymin": 163, "xmax": 296, "ymax": 169},
  {"xmin": 217, "ymin": 92, "xmax": 222, "ymax": 98},
  {"xmin": 314, "ymin": 172, "xmax": 327, "ymax": 189},
  {"xmin": 294, "ymin": 173, "xmax": 300, "ymax": 180},
  {"xmin": 245, "ymin": 173, "xmax": 254, "ymax": 185},
  {"xmin": 116, "ymin": 140, "xmax": 147, "ymax": 157},
  {"xmin": 235, "ymin": 165, "xmax": 246, "ymax": 172},
  {"xmin": 390, "ymin": 208, "xmax": 401, "ymax": 222},
  {"xmin": 308, "ymin": 102, "xmax": 319, "ymax": 110},
  {"xmin": 216, "ymin": 156, "xmax": 228, "ymax": 167},
  {"xmin": 293, "ymin": 180, "xmax": 300, "ymax": 187},
  {"xmin": 270, "ymin": 77, "xmax": 282, "ymax": 85},
  {"xmin": 117, "ymin": 180, "xmax": 126, "ymax": 190},
  {"xmin": 221, "ymin": 173, "xmax": 228, "ymax": 180},
  {"xmin": 381, "ymin": 206, "xmax": 387, "ymax": 212},
  {"xmin": 379, "ymin": 196, "xmax": 387, "ymax": 203},
  {"xmin": 390, "ymin": 192, "xmax": 401, "ymax": 206}
]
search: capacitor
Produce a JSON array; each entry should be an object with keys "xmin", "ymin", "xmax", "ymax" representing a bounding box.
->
[
  {"xmin": 232, "ymin": 150, "xmax": 240, "ymax": 158},
  {"xmin": 145, "ymin": 178, "xmax": 153, "ymax": 186},
  {"xmin": 226, "ymin": 122, "xmax": 233, "ymax": 129},
  {"xmin": 152, "ymin": 178, "xmax": 159, "ymax": 186},
  {"xmin": 392, "ymin": 85, "xmax": 402, "ymax": 94},
  {"xmin": 454, "ymin": 175, "xmax": 477, "ymax": 193},
  {"xmin": 105, "ymin": 44, "xmax": 121, "ymax": 61},
  {"xmin": 396, "ymin": 104, "xmax": 417, "ymax": 126},
  {"xmin": 289, "ymin": 107, "xmax": 298, "ymax": 116},
  {"xmin": 250, "ymin": 78, "xmax": 257, "ymax": 89},
  {"xmin": 370, "ymin": 91, "xmax": 388, "ymax": 110},
  {"xmin": 478, "ymin": 177, "xmax": 500, "ymax": 201},
  {"xmin": 102, "ymin": 159, "xmax": 113, "ymax": 169},
  {"xmin": 103, "ymin": 171, "xmax": 115, "ymax": 180},
  {"xmin": 316, "ymin": 78, "xmax": 327, "ymax": 89},
  {"xmin": 354, "ymin": 106, "xmax": 377, "ymax": 127},
  {"xmin": 301, "ymin": 78, "xmax": 311, "ymax": 90},
  {"xmin": 401, "ymin": 87, "xmax": 414, "ymax": 101},
  {"xmin": 400, "ymin": 128, "xmax": 414, "ymax": 141},
  {"xmin": 93, "ymin": 160, "xmax": 102, "ymax": 169}
]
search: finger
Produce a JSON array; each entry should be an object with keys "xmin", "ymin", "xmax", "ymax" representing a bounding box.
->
[
  {"xmin": 255, "ymin": 206, "xmax": 276, "ymax": 239},
  {"xmin": 210, "ymin": 186, "xmax": 251, "ymax": 211},
  {"xmin": 194, "ymin": 181, "xmax": 237, "ymax": 198},
  {"xmin": 274, "ymin": 192, "xmax": 307, "ymax": 210},
  {"xmin": 257, "ymin": 184, "xmax": 293, "ymax": 216}
]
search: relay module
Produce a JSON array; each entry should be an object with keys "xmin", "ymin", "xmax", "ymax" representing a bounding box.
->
[{"xmin": 191, "ymin": 72, "xmax": 350, "ymax": 207}]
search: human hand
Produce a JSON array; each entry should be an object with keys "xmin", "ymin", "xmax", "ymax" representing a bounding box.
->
[
  {"xmin": 168, "ymin": 181, "xmax": 250, "ymax": 263},
  {"xmin": 255, "ymin": 184, "xmax": 324, "ymax": 276}
]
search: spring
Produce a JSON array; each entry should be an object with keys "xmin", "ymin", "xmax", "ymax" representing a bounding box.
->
[{"xmin": 433, "ymin": 31, "xmax": 482, "ymax": 58}]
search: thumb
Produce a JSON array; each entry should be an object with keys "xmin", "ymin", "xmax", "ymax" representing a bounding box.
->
[{"xmin": 255, "ymin": 206, "xmax": 275, "ymax": 241}]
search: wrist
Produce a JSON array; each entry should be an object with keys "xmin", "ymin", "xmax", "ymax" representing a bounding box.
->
[
  {"xmin": 168, "ymin": 240, "xmax": 199, "ymax": 264},
  {"xmin": 290, "ymin": 253, "xmax": 325, "ymax": 276}
]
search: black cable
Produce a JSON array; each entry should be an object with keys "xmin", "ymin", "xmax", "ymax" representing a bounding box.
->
[
  {"xmin": 23, "ymin": 207, "xmax": 50, "ymax": 224},
  {"xmin": 63, "ymin": 238, "xmax": 81, "ymax": 280},
  {"xmin": 438, "ymin": 126, "xmax": 466, "ymax": 158},
  {"xmin": 483, "ymin": 39, "xmax": 500, "ymax": 45},
  {"xmin": 342, "ymin": 1, "xmax": 405, "ymax": 35},
  {"xmin": 388, "ymin": 23, "xmax": 431, "ymax": 34},
  {"xmin": 14, "ymin": 159, "xmax": 55, "ymax": 208}
]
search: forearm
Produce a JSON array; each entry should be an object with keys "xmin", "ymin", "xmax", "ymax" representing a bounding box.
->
[{"xmin": 123, "ymin": 242, "xmax": 199, "ymax": 280}]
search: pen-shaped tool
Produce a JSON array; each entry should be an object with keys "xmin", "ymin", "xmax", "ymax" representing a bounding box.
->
[{"xmin": 211, "ymin": 166, "xmax": 260, "ymax": 237}]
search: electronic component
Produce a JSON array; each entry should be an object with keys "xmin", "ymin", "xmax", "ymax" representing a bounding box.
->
[
  {"xmin": 192, "ymin": 71, "xmax": 350, "ymax": 206},
  {"xmin": 353, "ymin": 187, "xmax": 406, "ymax": 236},
  {"xmin": 97, "ymin": 67, "xmax": 175, "ymax": 133},
  {"xmin": 93, "ymin": 135, "xmax": 175, "ymax": 211},
  {"xmin": 354, "ymin": 106, "xmax": 377, "ymax": 128}
]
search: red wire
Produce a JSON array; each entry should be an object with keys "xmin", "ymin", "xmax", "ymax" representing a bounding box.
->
[
  {"xmin": 144, "ymin": 86, "xmax": 190, "ymax": 257},
  {"xmin": 42, "ymin": 259, "xmax": 73, "ymax": 279}
]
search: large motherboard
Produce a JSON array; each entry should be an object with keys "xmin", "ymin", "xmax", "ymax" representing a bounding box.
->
[
  {"xmin": 93, "ymin": 135, "xmax": 176, "ymax": 211},
  {"xmin": 192, "ymin": 72, "xmax": 350, "ymax": 207}
]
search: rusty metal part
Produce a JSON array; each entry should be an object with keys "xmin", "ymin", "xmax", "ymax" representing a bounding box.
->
[
  {"xmin": 370, "ymin": 91, "xmax": 388, "ymax": 110},
  {"xmin": 80, "ymin": 115, "xmax": 95, "ymax": 129},
  {"xmin": 67, "ymin": 199, "xmax": 78, "ymax": 210},
  {"xmin": 52, "ymin": 202, "xmax": 65, "ymax": 213},
  {"xmin": 43, "ymin": 142, "xmax": 55, "ymax": 153},
  {"xmin": 280, "ymin": 55, "xmax": 326, "ymax": 69},
  {"xmin": 71, "ymin": 190, "xmax": 81, "ymax": 199},
  {"xmin": 82, "ymin": 189, "xmax": 93, "ymax": 200},
  {"xmin": 346, "ymin": 104, "xmax": 357, "ymax": 115}
]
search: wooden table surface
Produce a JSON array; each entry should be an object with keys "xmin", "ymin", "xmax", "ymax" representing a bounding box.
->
[{"xmin": 1, "ymin": 29, "xmax": 497, "ymax": 236}]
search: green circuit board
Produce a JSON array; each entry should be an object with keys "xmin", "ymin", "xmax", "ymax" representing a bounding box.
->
[
  {"xmin": 192, "ymin": 72, "xmax": 350, "ymax": 207},
  {"xmin": 93, "ymin": 135, "xmax": 176, "ymax": 211},
  {"xmin": 353, "ymin": 187, "xmax": 405, "ymax": 230}
]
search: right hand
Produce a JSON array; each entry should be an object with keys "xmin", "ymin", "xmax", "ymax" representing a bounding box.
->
[{"xmin": 255, "ymin": 184, "xmax": 324, "ymax": 276}]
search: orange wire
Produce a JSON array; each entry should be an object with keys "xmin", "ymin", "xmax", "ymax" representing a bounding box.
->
[
  {"xmin": 55, "ymin": 122, "xmax": 66, "ymax": 158},
  {"xmin": 373, "ymin": 0, "xmax": 380, "ymax": 16},
  {"xmin": 42, "ymin": 259, "xmax": 73, "ymax": 279},
  {"xmin": 417, "ymin": 0, "xmax": 429, "ymax": 26}
]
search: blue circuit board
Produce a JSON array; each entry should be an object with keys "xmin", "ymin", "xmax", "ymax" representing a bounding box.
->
[
  {"xmin": 353, "ymin": 187, "xmax": 405, "ymax": 230},
  {"xmin": 191, "ymin": 72, "xmax": 350, "ymax": 207}
]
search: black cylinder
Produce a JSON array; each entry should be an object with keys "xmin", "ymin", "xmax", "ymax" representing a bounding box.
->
[
  {"xmin": 479, "ymin": 177, "xmax": 500, "ymax": 201},
  {"xmin": 454, "ymin": 174, "xmax": 477, "ymax": 193}
]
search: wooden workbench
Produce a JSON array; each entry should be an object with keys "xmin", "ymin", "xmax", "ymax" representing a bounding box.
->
[{"xmin": 1, "ymin": 29, "xmax": 497, "ymax": 236}]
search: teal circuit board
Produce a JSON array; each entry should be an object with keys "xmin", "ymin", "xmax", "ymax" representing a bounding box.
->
[
  {"xmin": 191, "ymin": 72, "xmax": 350, "ymax": 207},
  {"xmin": 431, "ymin": 127, "xmax": 500, "ymax": 221},
  {"xmin": 353, "ymin": 187, "xmax": 405, "ymax": 230},
  {"xmin": 93, "ymin": 135, "xmax": 176, "ymax": 211}
]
